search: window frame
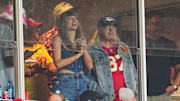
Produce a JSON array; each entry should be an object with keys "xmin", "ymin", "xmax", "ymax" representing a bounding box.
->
[{"xmin": 14, "ymin": 0, "xmax": 147, "ymax": 100}]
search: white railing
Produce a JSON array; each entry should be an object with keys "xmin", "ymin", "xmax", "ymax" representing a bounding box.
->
[
  {"xmin": 14, "ymin": 0, "xmax": 25, "ymax": 99},
  {"xmin": 137, "ymin": 0, "xmax": 147, "ymax": 101}
]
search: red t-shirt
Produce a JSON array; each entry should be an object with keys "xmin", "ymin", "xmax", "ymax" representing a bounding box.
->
[{"xmin": 102, "ymin": 45, "xmax": 126, "ymax": 101}]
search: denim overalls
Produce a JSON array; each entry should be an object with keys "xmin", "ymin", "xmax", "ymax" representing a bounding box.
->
[{"xmin": 54, "ymin": 47, "xmax": 87, "ymax": 101}]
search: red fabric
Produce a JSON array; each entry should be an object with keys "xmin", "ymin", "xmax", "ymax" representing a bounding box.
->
[
  {"xmin": 38, "ymin": 26, "xmax": 58, "ymax": 57},
  {"xmin": 102, "ymin": 45, "xmax": 126, "ymax": 101},
  {"xmin": 27, "ymin": 18, "xmax": 42, "ymax": 27},
  {"xmin": 13, "ymin": 99, "xmax": 23, "ymax": 101},
  {"xmin": 25, "ymin": 92, "xmax": 29, "ymax": 100}
]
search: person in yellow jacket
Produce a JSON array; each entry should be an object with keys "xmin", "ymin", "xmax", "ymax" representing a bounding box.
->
[{"xmin": 24, "ymin": 24, "xmax": 56, "ymax": 101}]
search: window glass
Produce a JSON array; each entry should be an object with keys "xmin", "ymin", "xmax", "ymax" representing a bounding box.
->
[
  {"xmin": 0, "ymin": 0, "xmax": 15, "ymax": 99},
  {"xmin": 145, "ymin": 0, "xmax": 180, "ymax": 101},
  {"xmin": 23, "ymin": 0, "xmax": 138, "ymax": 101}
]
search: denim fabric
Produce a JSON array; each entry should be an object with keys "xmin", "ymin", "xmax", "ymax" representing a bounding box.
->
[
  {"xmin": 87, "ymin": 41, "xmax": 138, "ymax": 101},
  {"xmin": 55, "ymin": 48, "xmax": 87, "ymax": 101},
  {"xmin": 61, "ymin": 47, "xmax": 84, "ymax": 72},
  {"xmin": 55, "ymin": 73, "xmax": 87, "ymax": 101}
]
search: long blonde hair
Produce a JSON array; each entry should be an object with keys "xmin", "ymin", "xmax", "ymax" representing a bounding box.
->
[
  {"xmin": 89, "ymin": 28, "xmax": 120, "ymax": 45},
  {"xmin": 57, "ymin": 10, "xmax": 83, "ymax": 50}
]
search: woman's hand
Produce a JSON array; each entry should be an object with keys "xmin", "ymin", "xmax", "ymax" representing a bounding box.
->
[
  {"xmin": 76, "ymin": 36, "xmax": 87, "ymax": 49},
  {"xmin": 74, "ymin": 50, "xmax": 83, "ymax": 60},
  {"xmin": 76, "ymin": 37, "xmax": 93, "ymax": 70}
]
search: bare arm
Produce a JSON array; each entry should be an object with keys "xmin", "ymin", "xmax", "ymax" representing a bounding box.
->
[
  {"xmin": 47, "ymin": 62, "xmax": 57, "ymax": 72},
  {"xmin": 83, "ymin": 48, "xmax": 93, "ymax": 70},
  {"xmin": 52, "ymin": 36, "xmax": 83, "ymax": 69},
  {"xmin": 166, "ymin": 64, "xmax": 180, "ymax": 94},
  {"xmin": 76, "ymin": 37, "xmax": 93, "ymax": 70},
  {"xmin": 173, "ymin": 64, "xmax": 180, "ymax": 85}
]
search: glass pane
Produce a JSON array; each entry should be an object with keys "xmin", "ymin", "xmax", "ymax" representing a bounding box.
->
[
  {"xmin": 23, "ymin": 0, "xmax": 138, "ymax": 101},
  {"xmin": 145, "ymin": 1, "xmax": 180, "ymax": 101},
  {"xmin": 0, "ymin": 0, "xmax": 15, "ymax": 99}
]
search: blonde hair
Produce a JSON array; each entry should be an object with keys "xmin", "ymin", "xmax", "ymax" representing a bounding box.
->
[{"xmin": 89, "ymin": 28, "xmax": 120, "ymax": 45}]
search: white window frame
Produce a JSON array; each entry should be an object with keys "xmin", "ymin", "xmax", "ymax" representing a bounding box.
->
[
  {"xmin": 14, "ymin": 0, "xmax": 25, "ymax": 99},
  {"xmin": 137, "ymin": 0, "xmax": 147, "ymax": 101},
  {"xmin": 14, "ymin": 0, "xmax": 147, "ymax": 100}
]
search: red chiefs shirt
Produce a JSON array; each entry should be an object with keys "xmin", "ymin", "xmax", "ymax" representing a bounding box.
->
[{"xmin": 102, "ymin": 45, "xmax": 126, "ymax": 101}]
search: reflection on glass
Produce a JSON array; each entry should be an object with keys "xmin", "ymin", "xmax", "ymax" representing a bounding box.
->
[
  {"xmin": 0, "ymin": 0, "xmax": 15, "ymax": 99},
  {"xmin": 24, "ymin": 24, "xmax": 57, "ymax": 101},
  {"xmin": 87, "ymin": 16, "xmax": 137, "ymax": 101},
  {"xmin": 51, "ymin": 2, "xmax": 93, "ymax": 101},
  {"xmin": 145, "ymin": 10, "xmax": 180, "ymax": 101},
  {"xmin": 23, "ymin": 0, "xmax": 138, "ymax": 101}
]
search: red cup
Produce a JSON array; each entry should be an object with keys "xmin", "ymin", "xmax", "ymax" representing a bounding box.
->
[
  {"xmin": 3, "ymin": 91, "xmax": 9, "ymax": 99},
  {"xmin": 25, "ymin": 92, "xmax": 29, "ymax": 100}
]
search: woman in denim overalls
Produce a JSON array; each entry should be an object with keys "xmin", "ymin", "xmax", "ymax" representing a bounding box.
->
[{"xmin": 52, "ymin": 2, "xmax": 93, "ymax": 101}]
